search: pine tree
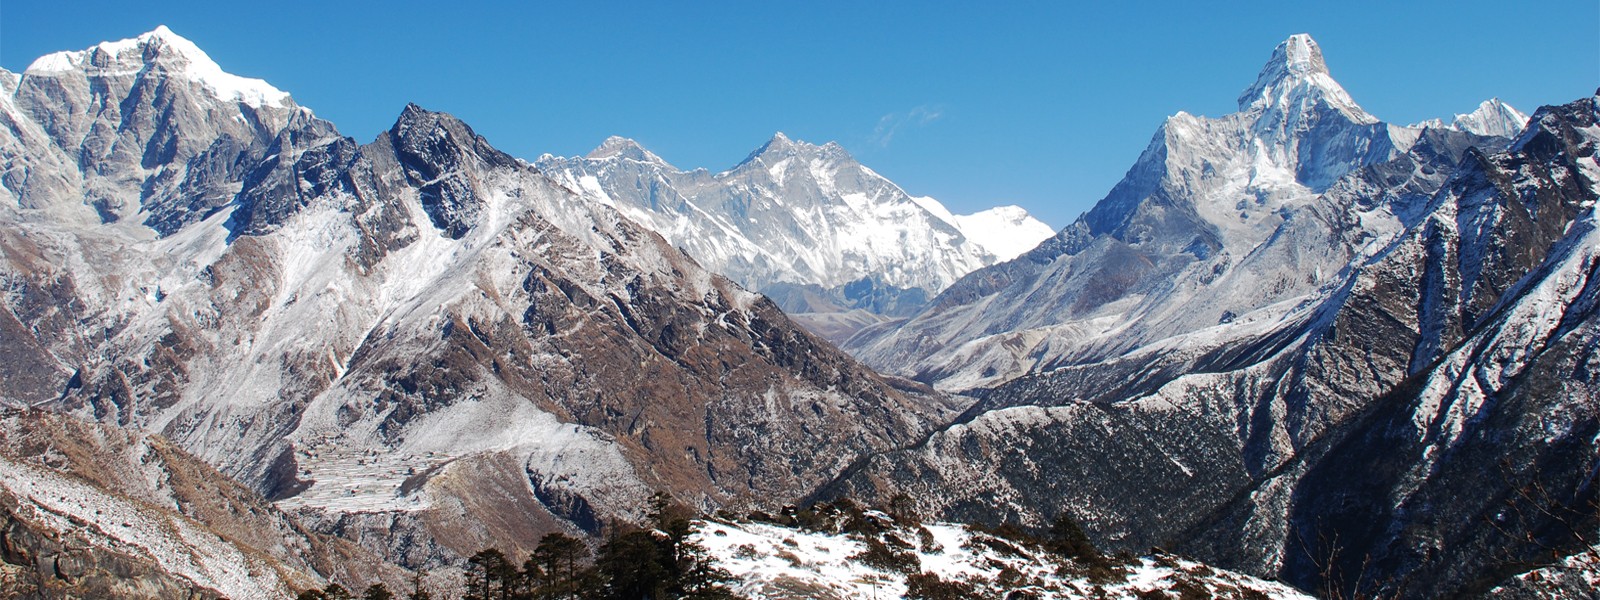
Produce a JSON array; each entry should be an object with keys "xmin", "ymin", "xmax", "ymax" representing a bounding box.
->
[
  {"xmin": 530, "ymin": 532, "xmax": 589, "ymax": 599},
  {"xmin": 596, "ymin": 527, "xmax": 672, "ymax": 600},
  {"xmin": 673, "ymin": 538, "xmax": 739, "ymax": 600},
  {"xmin": 362, "ymin": 583, "xmax": 395, "ymax": 600},
  {"xmin": 1047, "ymin": 512, "xmax": 1103, "ymax": 565},
  {"xmin": 466, "ymin": 548, "xmax": 515, "ymax": 600}
]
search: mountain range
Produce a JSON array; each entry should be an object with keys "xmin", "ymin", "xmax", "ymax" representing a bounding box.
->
[
  {"xmin": 537, "ymin": 132, "xmax": 1053, "ymax": 342},
  {"xmin": 0, "ymin": 25, "xmax": 957, "ymax": 591},
  {"xmin": 2, "ymin": 26, "xmax": 1596, "ymax": 600}
]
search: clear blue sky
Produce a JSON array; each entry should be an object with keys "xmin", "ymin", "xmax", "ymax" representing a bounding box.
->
[{"xmin": 4, "ymin": 1, "xmax": 1596, "ymax": 228}]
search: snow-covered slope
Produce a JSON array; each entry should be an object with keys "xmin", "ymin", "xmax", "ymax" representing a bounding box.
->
[
  {"xmin": 695, "ymin": 516, "xmax": 1313, "ymax": 599},
  {"xmin": 0, "ymin": 28, "xmax": 955, "ymax": 574},
  {"xmin": 537, "ymin": 134, "xmax": 1053, "ymax": 318},
  {"xmin": 846, "ymin": 33, "xmax": 1521, "ymax": 391}
]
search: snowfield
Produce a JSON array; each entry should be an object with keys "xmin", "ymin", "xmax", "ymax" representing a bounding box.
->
[{"xmin": 694, "ymin": 518, "xmax": 1314, "ymax": 599}]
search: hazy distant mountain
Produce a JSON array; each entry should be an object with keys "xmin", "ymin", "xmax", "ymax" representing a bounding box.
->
[
  {"xmin": 1413, "ymin": 97, "xmax": 1530, "ymax": 138},
  {"xmin": 537, "ymin": 133, "xmax": 1052, "ymax": 340}
]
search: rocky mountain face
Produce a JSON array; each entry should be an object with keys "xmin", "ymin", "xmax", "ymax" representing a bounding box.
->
[
  {"xmin": 823, "ymin": 36, "xmax": 1598, "ymax": 599},
  {"xmin": 846, "ymin": 34, "xmax": 1516, "ymax": 391},
  {"xmin": 0, "ymin": 26, "xmax": 302, "ymax": 234},
  {"xmin": 0, "ymin": 27, "xmax": 957, "ymax": 574},
  {"xmin": 537, "ymin": 134, "xmax": 1053, "ymax": 341},
  {"xmin": 0, "ymin": 408, "xmax": 405, "ymax": 599}
]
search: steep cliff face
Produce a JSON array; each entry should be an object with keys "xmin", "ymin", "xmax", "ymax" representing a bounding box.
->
[
  {"xmin": 1, "ymin": 26, "xmax": 301, "ymax": 233},
  {"xmin": 0, "ymin": 409, "xmax": 403, "ymax": 599},
  {"xmin": 1269, "ymin": 95, "xmax": 1600, "ymax": 598},
  {"xmin": 0, "ymin": 28, "xmax": 957, "ymax": 571},
  {"xmin": 822, "ymin": 94, "xmax": 1597, "ymax": 599}
]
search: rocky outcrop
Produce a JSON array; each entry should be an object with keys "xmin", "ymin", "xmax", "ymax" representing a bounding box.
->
[{"xmin": 0, "ymin": 408, "xmax": 404, "ymax": 599}]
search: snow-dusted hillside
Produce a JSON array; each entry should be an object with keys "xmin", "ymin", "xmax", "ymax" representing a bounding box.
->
[
  {"xmin": 537, "ymin": 134, "xmax": 1053, "ymax": 320},
  {"xmin": 0, "ymin": 27, "xmax": 954, "ymax": 574},
  {"xmin": 0, "ymin": 409, "xmax": 404, "ymax": 598},
  {"xmin": 695, "ymin": 516, "xmax": 1312, "ymax": 599}
]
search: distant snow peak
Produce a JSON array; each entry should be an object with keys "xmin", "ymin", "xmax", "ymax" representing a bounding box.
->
[
  {"xmin": 1237, "ymin": 33, "xmax": 1374, "ymax": 124},
  {"xmin": 912, "ymin": 196, "xmax": 1055, "ymax": 262},
  {"xmin": 1411, "ymin": 98, "xmax": 1529, "ymax": 139},
  {"xmin": 1453, "ymin": 98, "xmax": 1529, "ymax": 138},
  {"xmin": 587, "ymin": 136, "xmax": 672, "ymax": 167},
  {"xmin": 23, "ymin": 24, "xmax": 291, "ymax": 109},
  {"xmin": 539, "ymin": 131, "xmax": 1055, "ymax": 310},
  {"xmin": 737, "ymin": 131, "xmax": 805, "ymax": 166}
]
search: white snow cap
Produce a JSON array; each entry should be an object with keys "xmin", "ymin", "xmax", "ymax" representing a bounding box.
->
[
  {"xmin": 1237, "ymin": 33, "xmax": 1375, "ymax": 123},
  {"xmin": 733, "ymin": 131, "xmax": 807, "ymax": 167},
  {"xmin": 1453, "ymin": 98, "xmax": 1529, "ymax": 138},
  {"xmin": 757, "ymin": 131, "xmax": 797, "ymax": 155},
  {"xmin": 24, "ymin": 25, "xmax": 292, "ymax": 109},
  {"xmin": 1411, "ymin": 98, "xmax": 1529, "ymax": 139},
  {"xmin": 587, "ymin": 136, "xmax": 672, "ymax": 167}
]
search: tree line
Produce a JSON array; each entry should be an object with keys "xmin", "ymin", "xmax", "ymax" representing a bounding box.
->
[
  {"xmin": 296, "ymin": 493, "xmax": 738, "ymax": 600},
  {"xmin": 296, "ymin": 494, "xmax": 1119, "ymax": 600}
]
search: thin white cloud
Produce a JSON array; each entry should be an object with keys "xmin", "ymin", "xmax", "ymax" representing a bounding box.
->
[{"xmin": 870, "ymin": 104, "xmax": 944, "ymax": 147}]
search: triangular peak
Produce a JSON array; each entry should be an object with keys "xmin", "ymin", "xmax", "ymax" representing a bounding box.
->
[
  {"xmin": 1235, "ymin": 33, "xmax": 1373, "ymax": 123},
  {"xmin": 585, "ymin": 136, "xmax": 672, "ymax": 167},
  {"xmin": 732, "ymin": 131, "xmax": 858, "ymax": 170},
  {"xmin": 1453, "ymin": 98, "xmax": 1528, "ymax": 138}
]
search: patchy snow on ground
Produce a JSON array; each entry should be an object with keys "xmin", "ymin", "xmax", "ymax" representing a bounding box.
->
[
  {"xmin": 0, "ymin": 456, "xmax": 299, "ymax": 599},
  {"xmin": 693, "ymin": 517, "xmax": 1313, "ymax": 599}
]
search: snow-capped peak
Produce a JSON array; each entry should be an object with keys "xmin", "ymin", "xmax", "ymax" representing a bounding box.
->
[
  {"xmin": 23, "ymin": 25, "xmax": 291, "ymax": 109},
  {"xmin": 1452, "ymin": 98, "xmax": 1528, "ymax": 138},
  {"xmin": 1411, "ymin": 98, "xmax": 1529, "ymax": 139},
  {"xmin": 731, "ymin": 131, "xmax": 848, "ymax": 171},
  {"xmin": 1236, "ymin": 33, "xmax": 1374, "ymax": 124},
  {"xmin": 952, "ymin": 205, "xmax": 1056, "ymax": 261},
  {"xmin": 586, "ymin": 136, "xmax": 672, "ymax": 167},
  {"xmin": 746, "ymin": 131, "xmax": 798, "ymax": 159}
]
